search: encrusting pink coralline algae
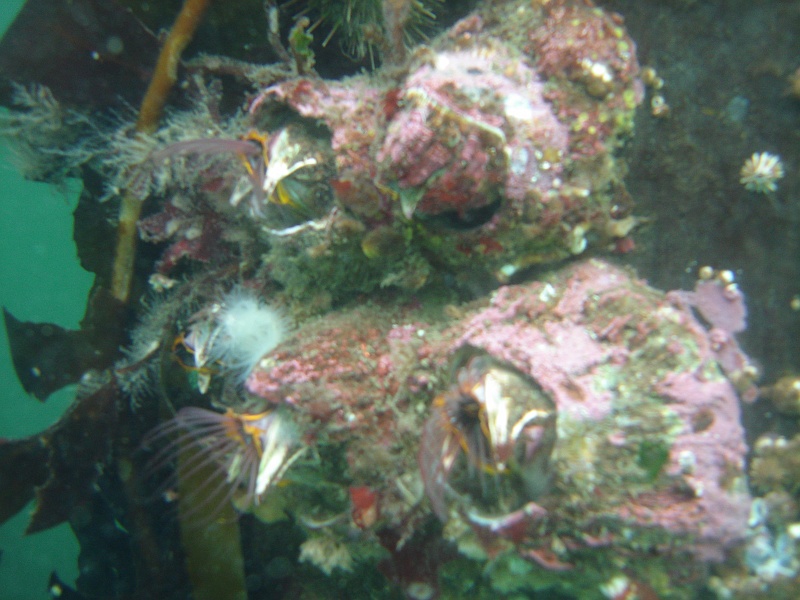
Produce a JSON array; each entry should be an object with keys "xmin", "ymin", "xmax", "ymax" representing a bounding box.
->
[{"xmin": 244, "ymin": 259, "xmax": 753, "ymax": 598}]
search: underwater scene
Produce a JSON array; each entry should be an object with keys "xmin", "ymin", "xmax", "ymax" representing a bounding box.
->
[{"xmin": 0, "ymin": 0, "xmax": 799, "ymax": 598}]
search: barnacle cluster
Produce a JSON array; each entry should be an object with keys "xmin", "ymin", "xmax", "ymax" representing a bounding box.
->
[
  {"xmin": 761, "ymin": 375, "xmax": 800, "ymax": 416},
  {"xmin": 750, "ymin": 434, "xmax": 800, "ymax": 496}
]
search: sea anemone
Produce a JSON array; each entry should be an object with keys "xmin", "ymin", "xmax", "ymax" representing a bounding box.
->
[
  {"xmin": 143, "ymin": 406, "xmax": 302, "ymax": 519},
  {"xmin": 185, "ymin": 287, "xmax": 289, "ymax": 383}
]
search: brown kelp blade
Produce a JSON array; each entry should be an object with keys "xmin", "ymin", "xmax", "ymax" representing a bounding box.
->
[
  {"xmin": 0, "ymin": 379, "xmax": 118, "ymax": 532},
  {"xmin": 2, "ymin": 309, "xmax": 90, "ymax": 401},
  {"xmin": 0, "ymin": 436, "xmax": 49, "ymax": 526},
  {"xmin": 26, "ymin": 380, "xmax": 118, "ymax": 533},
  {"xmin": 3, "ymin": 287, "xmax": 127, "ymax": 401},
  {"xmin": 0, "ymin": 0, "xmax": 158, "ymax": 109}
]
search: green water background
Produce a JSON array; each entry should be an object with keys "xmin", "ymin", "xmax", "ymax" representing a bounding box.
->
[{"xmin": 0, "ymin": 2, "xmax": 90, "ymax": 597}]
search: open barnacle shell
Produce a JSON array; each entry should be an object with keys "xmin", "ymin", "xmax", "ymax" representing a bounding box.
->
[
  {"xmin": 231, "ymin": 122, "xmax": 336, "ymax": 226},
  {"xmin": 420, "ymin": 348, "xmax": 556, "ymax": 519},
  {"xmin": 143, "ymin": 406, "xmax": 304, "ymax": 521}
]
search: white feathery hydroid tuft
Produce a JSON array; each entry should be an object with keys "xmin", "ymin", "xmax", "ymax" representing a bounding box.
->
[{"xmin": 208, "ymin": 287, "xmax": 288, "ymax": 380}]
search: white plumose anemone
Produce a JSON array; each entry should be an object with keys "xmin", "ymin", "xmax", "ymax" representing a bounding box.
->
[{"xmin": 206, "ymin": 288, "xmax": 288, "ymax": 380}]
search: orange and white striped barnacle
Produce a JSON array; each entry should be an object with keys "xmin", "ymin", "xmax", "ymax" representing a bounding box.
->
[
  {"xmin": 229, "ymin": 124, "xmax": 335, "ymax": 223},
  {"xmin": 143, "ymin": 406, "xmax": 304, "ymax": 519},
  {"xmin": 141, "ymin": 123, "xmax": 333, "ymax": 226},
  {"xmin": 419, "ymin": 351, "xmax": 556, "ymax": 520}
]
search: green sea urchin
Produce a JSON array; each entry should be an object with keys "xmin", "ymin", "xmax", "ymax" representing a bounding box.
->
[{"xmin": 299, "ymin": 0, "xmax": 442, "ymax": 66}]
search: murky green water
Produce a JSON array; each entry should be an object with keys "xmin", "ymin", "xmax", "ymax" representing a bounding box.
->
[{"xmin": 0, "ymin": 3, "xmax": 86, "ymax": 596}]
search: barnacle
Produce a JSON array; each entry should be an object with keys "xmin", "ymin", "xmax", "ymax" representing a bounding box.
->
[
  {"xmin": 144, "ymin": 406, "xmax": 303, "ymax": 517},
  {"xmin": 761, "ymin": 375, "xmax": 800, "ymax": 415},
  {"xmin": 230, "ymin": 127, "xmax": 324, "ymax": 220},
  {"xmin": 140, "ymin": 121, "xmax": 333, "ymax": 226},
  {"xmin": 740, "ymin": 151, "xmax": 784, "ymax": 194},
  {"xmin": 420, "ymin": 351, "xmax": 556, "ymax": 518}
]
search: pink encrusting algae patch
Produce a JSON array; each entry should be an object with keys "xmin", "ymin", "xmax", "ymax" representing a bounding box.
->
[{"xmin": 245, "ymin": 259, "xmax": 752, "ymax": 584}]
